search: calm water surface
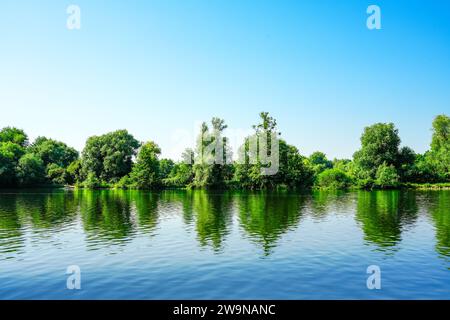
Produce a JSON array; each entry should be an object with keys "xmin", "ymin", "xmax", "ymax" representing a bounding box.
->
[{"xmin": 0, "ymin": 189, "xmax": 449, "ymax": 299}]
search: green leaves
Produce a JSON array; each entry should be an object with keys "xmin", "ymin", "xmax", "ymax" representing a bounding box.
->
[
  {"xmin": 81, "ymin": 130, "xmax": 140, "ymax": 184},
  {"xmin": 1, "ymin": 113, "xmax": 449, "ymax": 190},
  {"xmin": 16, "ymin": 153, "xmax": 46, "ymax": 186},
  {"xmin": 316, "ymin": 168, "xmax": 353, "ymax": 190},
  {"xmin": 129, "ymin": 141, "xmax": 162, "ymax": 189},
  {"xmin": 0, "ymin": 127, "xmax": 28, "ymax": 147},
  {"xmin": 430, "ymin": 115, "xmax": 450, "ymax": 180},
  {"xmin": 30, "ymin": 137, "xmax": 78, "ymax": 168},
  {"xmin": 353, "ymin": 123, "xmax": 401, "ymax": 179},
  {"xmin": 375, "ymin": 163, "xmax": 399, "ymax": 188}
]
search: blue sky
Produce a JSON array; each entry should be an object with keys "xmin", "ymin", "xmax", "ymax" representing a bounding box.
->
[{"xmin": 1, "ymin": 0, "xmax": 449, "ymax": 160}]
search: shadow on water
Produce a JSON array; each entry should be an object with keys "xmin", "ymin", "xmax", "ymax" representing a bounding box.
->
[{"xmin": 355, "ymin": 190, "xmax": 418, "ymax": 253}]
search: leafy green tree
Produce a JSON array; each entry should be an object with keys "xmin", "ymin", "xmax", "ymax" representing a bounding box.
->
[
  {"xmin": 278, "ymin": 141, "xmax": 314, "ymax": 189},
  {"xmin": 309, "ymin": 151, "xmax": 333, "ymax": 175},
  {"xmin": 16, "ymin": 153, "xmax": 46, "ymax": 186},
  {"xmin": 193, "ymin": 118, "xmax": 232, "ymax": 188},
  {"xmin": 332, "ymin": 159, "xmax": 352, "ymax": 172},
  {"xmin": 164, "ymin": 163, "xmax": 194, "ymax": 187},
  {"xmin": 396, "ymin": 146, "xmax": 416, "ymax": 181},
  {"xmin": 83, "ymin": 172, "xmax": 101, "ymax": 189},
  {"xmin": 0, "ymin": 141, "xmax": 25, "ymax": 161},
  {"xmin": 163, "ymin": 149, "xmax": 195, "ymax": 187},
  {"xmin": 354, "ymin": 123, "xmax": 401, "ymax": 172},
  {"xmin": 0, "ymin": 146, "xmax": 17, "ymax": 186},
  {"xmin": 0, "ymin": 127, "xmax": 28, "ymax": 147},
  {"xmin": 30, "ymin": 137, "xmax": 78, "ymax": 168},
  {"xmin": 81, "ymin": 130, "xmax": 140, "ymax": 183},
  {"xmin": 0, "ymin": 142, "xmax": 26, "ymax": 186},
  {"xmin": 429, "ymin": 114, "xmax": 450, "ymax": 180},
  {"xmin": 353, "ymin": 123, "xmax": 401, "ymax": 187},
  {"xmin": 159, "ymin": 159, "xmax": 175, "ymax": 180},
  {"xmin": 316, "ymin": 168, "xmax": 353, "ymax": 190},
  {"xmin": 129, "ymin": 141, "xmax": 161, "ymax": 189},
  {"xmin": 235, "ymin": 112, "xmax": 281, "ymax": 189},
  {"xmin": 235, "ymin": 112, "xmax": 313, "ymax": 189},
  {"xmin": 408, "ymin": 152, "xmax": 440, "ymax": 183},
  {"xmin": 375, "ymin": 162, "xmax": 399, "ymax": 188},
  {"xmin": 46, "ymin": 163, "xmax": 67, "ymax": 185},
  {"xmin": 66, "ymin": 159, "xmax": 83, "ymax": 185}
]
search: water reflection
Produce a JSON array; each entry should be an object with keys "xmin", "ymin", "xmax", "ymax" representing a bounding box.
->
[
  {"xmin": 0, "ymin": 194, "xmax": 25, "ymax": 255},
  {"xmin": 427, "ymin": 191, "xmax": 450, "ymax": 258},
  {"xmin": 190, "ymin": 191, "xmax": 233, "ymax": 251},
  {"xmin": 1, "ymin": 190, "xmax": 450, "ymax": 259},
  {"xmin": 0, "ymin": 191, "xmax": 79, "ymax": 256},
  {"xmin": 78, "ymin": 190, "xmax": 135, "ymax": 244},
  {"xmin": 355, "ymin": 190, "xmax": 418, "ymax": 251},
  {"xmin": 307, "ymin": 190, "xmax": 353, "ymax": 219},
  {"xmin": 132, "ymin": 191, "xmax": 160, "ymax": 232},
  {"xmin": 237, "ymin": 192, "xmax": 304, "ymax": 255}
]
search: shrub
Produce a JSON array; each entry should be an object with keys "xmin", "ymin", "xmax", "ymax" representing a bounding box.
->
[
  {"xmin": 375, "ymin": 162, "xmax": 399, "ymax": 188},
  {"xmin": 316, "ymin": 168, "xmax": 353, "ymax": 190}
]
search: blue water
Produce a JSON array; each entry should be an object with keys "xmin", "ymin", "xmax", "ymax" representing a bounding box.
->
[{"xmin": 0, "ymin": 189, "xmax": 449, "ymax": 299}]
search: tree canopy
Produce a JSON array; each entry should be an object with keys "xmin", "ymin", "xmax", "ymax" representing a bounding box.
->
[{"xmin": 0, "ymin": 114, "xmax": 448, "ymax": 190}]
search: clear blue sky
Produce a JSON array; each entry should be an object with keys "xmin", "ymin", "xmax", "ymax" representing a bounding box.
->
[{"xmin": 1, "ymin": 0, "xmax": 449, "ymax": 160}]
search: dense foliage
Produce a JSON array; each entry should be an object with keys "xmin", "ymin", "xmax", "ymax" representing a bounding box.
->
[{"xmin": 1, "ymin": 113, "xmax": 449, "ymax": 189}]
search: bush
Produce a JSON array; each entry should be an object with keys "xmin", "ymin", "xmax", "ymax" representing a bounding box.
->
[
  {"xmin": 46, "ymin": 163, "xmax": 66, "ymax": 185},
  {"xmin": 316, "ymin": 168, "xmax": 353, "ymax": 190},
  {"xmin": 375, "ymin": 162, "xmax": 399, "ymax": 188},
  {"xmin": 115, "ymin": 175, "xmax": 131, "ymax": 189},
  {"xmin": 83, "ymin": 172, "xmax": 101, "ymax": 189}
]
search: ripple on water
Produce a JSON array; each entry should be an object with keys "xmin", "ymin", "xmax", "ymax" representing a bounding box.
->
[{"xmin": 1, "ymin": 190, "xmax": 450, "ymax": 299}]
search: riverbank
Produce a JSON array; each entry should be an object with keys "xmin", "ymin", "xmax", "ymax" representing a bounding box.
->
[{"xmin": 28, "ymin": 182, "xmax": 450, "ymax": 191}]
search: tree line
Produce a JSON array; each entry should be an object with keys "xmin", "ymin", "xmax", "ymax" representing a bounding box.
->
[{"xmin": 0, "ymin": 113, "xmax": 449, "ymax": 190}]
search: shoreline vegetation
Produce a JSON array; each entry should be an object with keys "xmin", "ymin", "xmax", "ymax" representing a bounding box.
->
[{"xmin": 1, "ymin": 112, "xmax": 449, "ymax": 191}]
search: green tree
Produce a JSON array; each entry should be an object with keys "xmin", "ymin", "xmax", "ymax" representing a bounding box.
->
[
  {"xmin": 429, "ymin": 114, "xmax": 450, "ymax": 180},
  {"xmin": 46, "ymin": 163, "xmax": 67, "ymax": 185},
  {"xmin": 278, "ymin": 141, "xmax": 314, "ymax": 189},
  {"xmin": 309, "ymin": 151, "xmax": 333, "ymax": 175},
  {"xmin": 30, "ymin": 137, "xmax": 78, "ymax": 168},
  {"xmin": 407, "ymin": 152, "xmax": 440, "ymax": 183},
  {"xmin": 16, "ymin": 153, "xmax": 46, "ymax": 186},
  {"xmin": 0, "ymin": 142, "xmax": 26, "ymax": 186},
  {"xmin": 396, "ymin": 146, "xmax": 416, "ymax": 182},
  {"xmin": 159, "ymin": 159, "xmax": 175, "ymax": 180},
  {"xmin": 0, "ymin": 145, "xmax": 18, "ymax": 186},
  {"xmin": 81, "ymin": 130, "xmax": 140, "ymax": 183},
  {"xmin": 235, "ymin": 112, "xmax": 281, "ymax": 189},
  {"xmin": 316, "ymin": 168, "xmax": 353, "ymax": 190},
  {"xmin": 66, "ymin": 159, "xmax": 83, "ymax": 185},
  {"xmin": 193, "ymin": 118, "xmax": 232, "ymax": 188},
  {"xmin": 83, "ymin": 172, "xmax": 101, "ymax": 189},
  {"xmin": 375, "ymin": 162, "xmax": 399, "ymax": 188},
  {"xmin": 0, "ymin": 127, "xmax": 28, "ymax": 147},
  {"xmin": 353, "ymin": 123, "xmax": 401, "ymax": 187},
  {"xmin": 163, "ymin": 149, "xmax": 195, "ymax": 187},
  {"xmin": 129, "ymin": 141, "xmax": 161, "ymax": 189}
]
